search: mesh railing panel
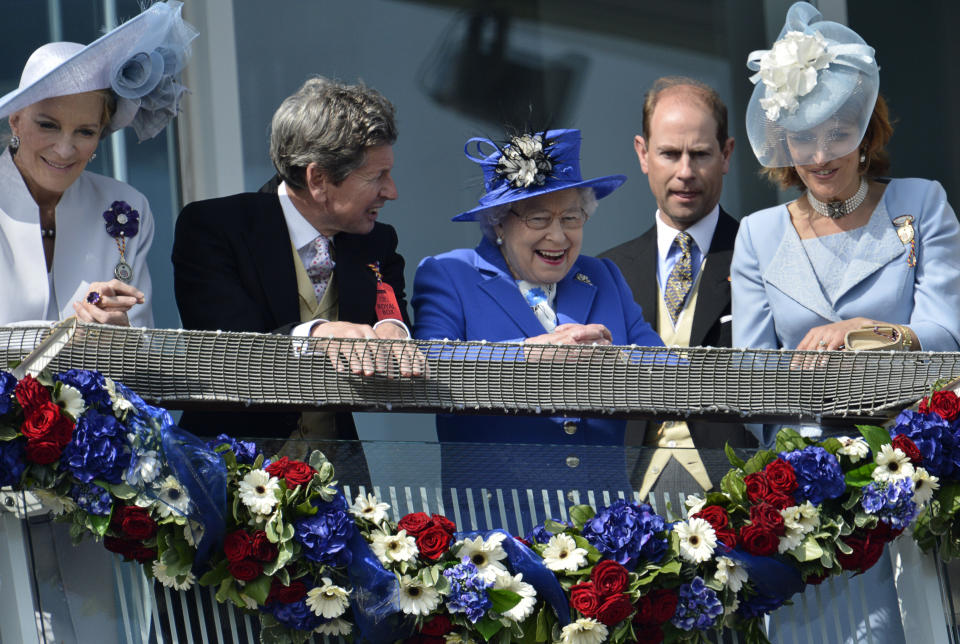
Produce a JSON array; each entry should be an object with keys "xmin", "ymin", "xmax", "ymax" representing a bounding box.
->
[{"xmin": 3, "ymin": 324, "xmax": 959, "ymax": 422}]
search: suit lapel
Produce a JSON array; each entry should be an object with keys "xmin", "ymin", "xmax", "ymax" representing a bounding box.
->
[
  {"xmin": 335, "ymin": 234, "xmax": 378, "ymax": 325},
  {"xmin": 556, "ymin": 266, "xmax": 597, "ymax": 326},
  {"xmin": 243, "ymin": 196, "xmax": 300, "ymax": 328},
  {"xmin": 689, "ymin": 210, "xmax": 736, "ymax": 346},
  {"xmin": 632, "ymin": 228, "xmax": 659, "ymax": 328}
]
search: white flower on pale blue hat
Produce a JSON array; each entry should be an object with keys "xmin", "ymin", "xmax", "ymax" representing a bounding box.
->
[{"xmin": 757, "ymin": 30, "xmax": 835, "ymax": 121}]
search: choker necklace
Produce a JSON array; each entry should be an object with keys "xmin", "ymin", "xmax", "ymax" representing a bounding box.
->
[{"xmin": 806, "ymin": 177, "xmax": 869, "ymax": 219}]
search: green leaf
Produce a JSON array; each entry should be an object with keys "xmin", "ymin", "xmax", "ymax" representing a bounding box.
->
[
  {"xmin": 535, "ymin": 606, "xmax": 551, "ymax": 642},
  {"xmin": 857, "ymin": 425, "xmax": 891, "ymax": 457},
  {"xmin": 775, "ymin": 428, "xmax": 807, "ymax": 454},
  {"xmin": 724, "ymin": 443, "xmax": 746, "ymax": 469},
  {"xmin": 789, "ymin": 537, "xmax": 824, "ymax": 562},
  {"xmin": 544, "ymin": 519, "xmax": 568, "ymax": 535},
  {"xmin": 844, "ymin": 463, "xmax": 876, "ymax": 488},
  {"xmin": 938, "ymin": 482, "xmax": 960, "ymax": 515},
  {"xmin": 0, "ymin": 425, "xmax": 18, "ymax": 440},
  {"xmin": 568, "ymin": 505, "xmax": 595, "ymax": 530},
  {"xmin": 88, "ymin": 513, "xmax": 110, "ymax": 537},
  {"xmin": 743, "ymin": 450, "xmax": 776, "ymax": 475},
  {"xmin": 308, "ymin": 450, "xmax": 329, "ymax": 472},
  {"xmin": 475, "ymin": 616, "xmax": 504, "ymax": 641},
  {"xmin": 820, "ymin": 437, "xmax": 843, "ymax": 455},
  {"xmin": 107, "ymin": 482, "xmax": 138, "ymax": 500},
  {"xmin": 720, "ymin": 470, "xmax": 747, "ymax": 505},
  {"xmin": 198, "ymin": 559, "xmax": 230, "ymax": 586},
  {"xmin": 244, "ymin": 574, "xmax": 272, "ymax": 605},
  {"xmin": 488, "ymin": 588, "xmax": 521, "ymax": 613}
]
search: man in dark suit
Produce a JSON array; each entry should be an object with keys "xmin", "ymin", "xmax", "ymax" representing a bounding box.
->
[
  {"xmin": 172, "ymin": 77, "xmax": 416, "ymax": 478},
  {"xmin": 600, "ymin": 77, "xmax": 756, "ymax": 498}
]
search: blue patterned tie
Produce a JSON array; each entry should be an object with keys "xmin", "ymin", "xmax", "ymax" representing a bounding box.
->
[
  {"xmin": 663, "ymin": 231, "xmax": 693, "ymax": 325},
  {"xmin": 519, "ymin": 281, "xmax": 557, "ymax": 331}
]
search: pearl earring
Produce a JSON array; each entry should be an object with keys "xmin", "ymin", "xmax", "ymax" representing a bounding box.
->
[
  {"xmin": 9, "ymin": 134, "xmax": 19, "ymax": 150},
  {"xmin": 496, "ymin": 235, "xmax": 503, "ymax": 246},
  {"xmin": 859, "ymin": 152, "xmax": 866, "ymax": 164}
]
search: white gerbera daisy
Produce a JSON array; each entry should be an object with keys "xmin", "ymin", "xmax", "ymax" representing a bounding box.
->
[
  {"xmin": 494, "ymin": 572, "xmax": 536, "ymax": 622},
  {"xmin": 912, "ymin": 467, "xmax": 940, "ymax": 504},
  {"xmin": 154, "ymin": 475, "xmax": 191, "ymax": 518},
  {"xmin": 238, "ymin": 469, "xmax": 280, "ymax": 515},
  {"xmin": 542, "ymin": 533, "xmax": 587, "ymax": 572},
  {"xmin": 124, "ymin": 449, "xmax": 161, "ymax": 486},
  {"xmin": 397, "ymin": 575, "xmax": 440, "ymax": 616},
  {"xmin": 454, "ymin": 532, "xmax": 508, "ymax": 582},
  {"xmin": 350, "ymin": 492, "xmax": 390, "ymax": 524},
  {"xmin": 315, "ymin": 618, "xmax": 352, "ymax": 636},
  {"xmin": 714, "ymin": 556, "xmax": 748, "ymax": 592},
  {"xmin": 684, "ymin": 494, "xmax": 706, "ymax": 516},
  {"xmin": 370, "ymin": 529, "xmax": 418, "ymax": 566},
  {"xmin": 559, "ymin": 617, "xmax": 608, "ymax": 644},
  {"xmin": 676, "ymin": 517, "xmax": 717, "ymax": 564},
  {"xmin": 873, "ymin": 445, "xmax": 915, "ymax": 483},
  {"xmin": 31, "ymin": 488, "xmax": 76, "ymax": 516},
  {"xmin": 778, "ymin": 526, "xmax": 805, "ymax": 554},
  {"xmin": 837, "ymin": 436, "xmax": 871, "ymax": 463},
  {"xmin": 152, "ymin": 561, "xmax": 196, "ymax": 591},
  {"xmin": 305, "ymin": 577, "xmax": 350, "ymax": 618},
  {"xmin": 54, "ymin": 383, "xmax": 84, "ymax": 418}
]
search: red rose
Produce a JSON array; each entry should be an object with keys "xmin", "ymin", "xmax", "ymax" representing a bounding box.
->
[
  {"xmin": 115, "ymin": 506, "xmax": 157, "ymax": 540},
  {"xmin": 228, "ymin": 559, "xmax": 263, "ymax": 582},
  {"xmin": 514, "ymin": 536, "xmax": 532, "ymax": 548},
  {"xmin": 223, "ymin": 530, "xmax": 253, "ymax": 562},
  {"xmin": 693, "ymin": 505, "xmax": 729, "ymax": 531},
  {"xmin": 636, "ymin": 625, "xmax": 665, "ymax": 644},
  {"xmin": 104, "ymin": 536, "xmax": 136, "ymax": 557},
  {"xmin": 804, "ymin": 572, "xmax": 829, "ymax": 585},
  {"xmin": 750, "ymin": 502, "xmax": 786, "ymax": 536},
  {"xmin": 744, "ymin": 472, "xmax": 770, "ymax": 503},
  {"xmin": 633, "ymin": 595, "xmax": 655, "ymax": 625},
  {"xmin": 129, "ymin": 547, "xmax": 157, "ymax": 563},
  {"xmin": 837, "ymin": 534, "xmax": 885, "ymax": 573},
  {"xmin": 570, "ymin": 581, "xmax": 601, "ymax": 617},
  {"xmin": 415, "ymin": 525, "xmax": 452, "ymax": 559},
  {"xmin": 251, "ymin": 530, "xmax": 278, "ymax": 562},
  {"xmin": 869, "ymin": 521, "xmax": 903, "ymax": 542},
  {"xmin": 739, "ymin": 523, "xmax": 779, "ymax": 556},
  {"xmin": 264, "ymin": 456, "xmax": 291, "ymax": 478},
  {"xmin": 15, "ymin": 375, "xmax": 50, "ymax": 413},
  {"xmin": 929, "ymin": 390, "xmax": 960, "ymax": 421},
  {"xmin": 25, "ymin": 440, "xmax": 62, "ymax": 464},
  {"xmin": 891, "ymin": 434, "xmax": 922, "ymax": 464},
  {"xmin": 283, "ymin": 460, "xmax": 316, "ymax": 487},
  {"xmin": 596, "ymin": 593, "xmax": 633, "ymax": 626},
  {"xmin": 764, "ymin": 459, "xmax": 798, "ymax": 495},
  {"xmin": 714, "ymin": 527, "xmax": 738, "ymax": 548},
  {"xmin": 430, "ymin": 514, "xmax": 456, "ymax": 534},
  {"xmin": 919, "ymin": 396, "xmax": 930, "ymax": 414},
  {"xmin": 22, "ymin": 402, "xmax": 73, "ymax": 445},
  {"xmin": 266, "ymin": 579, "xmax": 307, "ymax": 604},
  {"xmin": 647, "ymin": 589, "xmax": 678, "ymax": 624},
  {"xmin": 591, "ymin": 560, "xmax": 629, "ymax": 597},
  {"xmin": 398, "ymin": 512, "xmax": 432, "ymax": 535},
  {"xmin": 763, "ymin": 491, "xmax": 795, "ymax": 510},
  {"xmin": 420, "ymin": 614, "xmax": 453, "ymax": 635}
]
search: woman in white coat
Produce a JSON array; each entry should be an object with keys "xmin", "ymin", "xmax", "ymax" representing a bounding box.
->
[{"xmin": 0, "ymin": 1, "xmax": 196, "ymax": 328}]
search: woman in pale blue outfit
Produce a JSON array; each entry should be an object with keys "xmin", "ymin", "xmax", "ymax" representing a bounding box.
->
[{"xmin": 732, "ymin": 3, "xmax": 960, "ymax": 642}]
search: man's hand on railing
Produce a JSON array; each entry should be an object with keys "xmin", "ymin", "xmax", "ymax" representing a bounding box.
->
[{"xmin": 309, "ymin": 321, "xmax": 426, "ymax": 378}]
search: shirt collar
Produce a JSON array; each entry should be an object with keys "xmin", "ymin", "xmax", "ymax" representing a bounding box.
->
[
  {"xmin": 277, "ymin": 181, "xmax": 331, "ymax": 250},
  {"xmin": 655, "ymin": 205, "xmax": 719, "ymax": 262}
]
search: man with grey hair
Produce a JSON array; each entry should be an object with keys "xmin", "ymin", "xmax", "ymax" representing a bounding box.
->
[{"xmin": 172, "ymin": 77, "xmax": 414, "ymax": 462}]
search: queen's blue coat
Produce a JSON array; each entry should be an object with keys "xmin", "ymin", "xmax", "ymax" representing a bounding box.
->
[
  {"xmin": 413, "ymin": 236, "xmax": 663, "ymax": 446},
  {"xmin": 732, "ymin": 178, "xmax": 960, "ymax": 352}
]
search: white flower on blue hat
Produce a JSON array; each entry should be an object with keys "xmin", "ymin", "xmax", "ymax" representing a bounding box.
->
[{"xmin": 757, "ymin": 30, "xmax": 834, "ymax": 121}]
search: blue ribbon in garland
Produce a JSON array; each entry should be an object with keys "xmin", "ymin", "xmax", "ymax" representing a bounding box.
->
[
  {"xmin": 344, "ymin": 525, "xmax": 412, "ymax": 641},
  {"xmin": 717, "ymin": 544, "xmax": 804, "ymax": 600}
]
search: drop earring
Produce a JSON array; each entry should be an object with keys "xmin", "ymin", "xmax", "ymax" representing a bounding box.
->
[
  {"xmin": 9, "ymin": 134, "xmax": 19, "ymax": 150},
  {"xmin": 496, "ymin": 235, "xmax": 503, "ymax": 246},
  {"xmin": 859, "ymin": 151, "xmax": 866, "ymax": 164}
]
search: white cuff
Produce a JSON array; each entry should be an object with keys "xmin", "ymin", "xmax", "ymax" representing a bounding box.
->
[
  {"xmin": 373, "ymin": 318, "xmax": 411, "ymax": 338},
  {"xmin": 292, "ymin": 319, "xmax": 329, "ymax": 337}
]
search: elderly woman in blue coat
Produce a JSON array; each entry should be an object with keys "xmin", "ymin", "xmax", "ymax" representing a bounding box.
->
[
  {"xmin": 732, "ymin": 3, "xmax": 960, "ymax": 642},
  {"xmin": 413, "ymin": 128, "xmax": 662, "ymax": 531}
]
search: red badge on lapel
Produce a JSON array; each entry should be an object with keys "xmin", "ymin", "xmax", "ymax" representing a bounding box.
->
[{"xmin": 368, "ymin": 262, "xmax": 402, "ymax": 321}]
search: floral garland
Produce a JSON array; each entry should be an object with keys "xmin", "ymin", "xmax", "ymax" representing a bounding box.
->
[{"xmin": 1, "ymin": 368, "xmax": 958, "ymax": 644}]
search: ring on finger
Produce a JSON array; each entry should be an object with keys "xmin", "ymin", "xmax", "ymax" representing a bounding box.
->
[
  {"xmin": 817, "ymin": 339, "xmax": 827, "ymax": 347},
  {"xmin": 86, "ymin": 291, "xmax": 102, "ymax": 305}
]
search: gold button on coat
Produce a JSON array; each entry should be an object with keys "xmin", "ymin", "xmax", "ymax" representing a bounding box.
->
[{"xmin": 562, "ymin": 421, "xmax": 578, "ymax": 435}]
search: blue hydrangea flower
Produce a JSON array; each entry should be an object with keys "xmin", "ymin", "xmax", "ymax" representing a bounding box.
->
[
  {"xmin": 581, "ymin": 500, "xmax": 667, "ymax": 569},
  {"xmin": 890, "ymin": 410, "xmax": 957, "ymax": 479},
  {"xmin": 70, "ymin": 482, "xmax": 113, "ymax": 516},
  {"xmin": 294, "ymin": 495, "xmax": 354, "ymax": 567},
  {"xmin": 526, "ymin": 519, "xmax": 568, "ymax": 544},
  {"xmin": 861, "ymin": 479, "xmax": 918, "ymax": 530},
  {"xmin": 443, "ymin": 559, "xmax": 493, "ymax": 623},
  {"xmin": 779, "ymin": 446, "xmax": 846, "ymax": 505},
  {"xmin": 61, "ymin": 409, "xmax": 131, "ymax": 483},
  {"xmin": 55, "ymin": 369, "xmax": 112, "ymax": 410},
  {"xmin": 0, "ymin": 438, "xmax": 26, "ymax": 486},
  {"xmin": 0, "ymin": 371, "xmax": 17, "ymax": 415},
  {"xmin": 671, "ymin": 576, "xmax": 723, "ymax": 631},
  {"xmin": 206, "ymin": 434, "xmax": 258, "ymax": 465},
  {"xmin": 265, "ymin": 597, "xmax": 328, "ymax": 631},
  {"xmin": 114, "ymin": 381, "xmax": 175, "ymax": 433},
  {"xmin": 736, "ymin": 592, "xmax": 787, "ymax": 619}
]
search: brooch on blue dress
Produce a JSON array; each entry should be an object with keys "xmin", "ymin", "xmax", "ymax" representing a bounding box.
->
[
  {"xmin": 892, "ymin": 215, "xmax": 916, "ymax": 268},
  {"xmin": 575, "ymin": 272, "xmax": 592, "ymax": 285},
  {"xmin": 103, "ymin": 201, "xmax": 140, "ymax": 283}
]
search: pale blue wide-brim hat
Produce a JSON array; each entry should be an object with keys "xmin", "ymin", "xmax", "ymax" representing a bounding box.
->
[
  {"xmin": 745, "ymin": 2, "xmax": 879, "ymax": 168},
  {"xmin": 0, "ymin": 1, "xmax": 197, "ymax": 142},
  {"xmin": 452, "ymin": 128, "xmax": 627, "ymax": 221}
]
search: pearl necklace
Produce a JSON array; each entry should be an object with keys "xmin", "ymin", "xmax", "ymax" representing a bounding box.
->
[
  {"xmin": 40, "ymin": 227, "xmax": 55, "ymax": 238},
  {"xmin": 806, "ymin": 177, "xmax": 869, "ymax": 219}
]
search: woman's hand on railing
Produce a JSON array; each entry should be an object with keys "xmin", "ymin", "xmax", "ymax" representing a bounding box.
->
[{"xmin": 72, "ymin": 279, "xmax": 145, "ymax": 327}]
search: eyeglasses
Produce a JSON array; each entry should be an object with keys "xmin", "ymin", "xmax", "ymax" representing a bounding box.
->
[{"xmin": 509, "ymin": 208, "xmax": 588, "ymax": 230}]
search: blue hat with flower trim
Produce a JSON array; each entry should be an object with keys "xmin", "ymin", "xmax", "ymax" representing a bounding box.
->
[
  {"xmin": 745, "ymin": 2, "xmax": 878, "ymax": 168},
  {"xmin": 452, "ymin": 128, "xmax": 627, "ymax": 221},
  {"xmin": 0, "ymin": 1, "xmax": 197, "ymax": 142}
]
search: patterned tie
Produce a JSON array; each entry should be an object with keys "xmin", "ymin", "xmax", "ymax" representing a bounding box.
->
[
  {"xmin": 519, "ymin": 281, "xmax": 557, "ymax": 332},
  {"xmin": 663, "ymin": 231, "xmax": 693, "ymax": 325},
  {"xmin": 305, "ymin": 235, "xmax": 335, "ymax": 303}
]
